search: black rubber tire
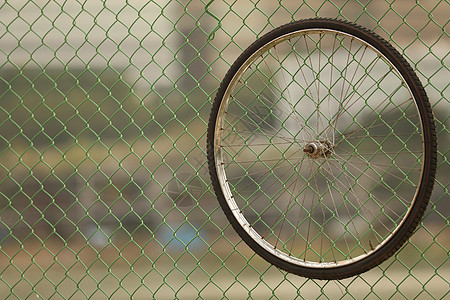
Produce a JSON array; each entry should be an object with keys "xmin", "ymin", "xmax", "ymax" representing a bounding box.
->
[{"xmin": 207, "ymin": 18, "xmax": 437, "ymax": 280}]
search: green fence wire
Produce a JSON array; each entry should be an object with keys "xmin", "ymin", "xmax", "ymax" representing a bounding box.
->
[{"xmin": 0, "ymin": 0, "xmax": 448, "ymax": 298}]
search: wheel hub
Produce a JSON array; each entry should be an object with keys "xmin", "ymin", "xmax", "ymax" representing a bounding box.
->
[{"xmin": 303, "ymin": 140, "xmax": 334, "ymax": 158}]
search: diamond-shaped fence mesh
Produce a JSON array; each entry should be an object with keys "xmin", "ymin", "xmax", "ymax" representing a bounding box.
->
[{"xmin": 0, "ymin": 0, "xmax": 448, "ymax": 299}]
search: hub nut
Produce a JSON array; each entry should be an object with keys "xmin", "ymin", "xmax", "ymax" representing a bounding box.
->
[{"xmin": 303, "ymin": 140, "xmax": 333, "ymax": 158}]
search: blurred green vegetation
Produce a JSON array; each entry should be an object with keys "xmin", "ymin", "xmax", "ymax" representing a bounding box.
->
[
  {"xmin": 0, "ymin": 67, "xmax": 145, "ymax": 147},
  {"xmin": 0, "ymin": 66, "xmax": 214, "ymax": 243}
]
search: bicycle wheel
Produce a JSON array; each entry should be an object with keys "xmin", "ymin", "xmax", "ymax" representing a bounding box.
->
[{"xmin": 207, "ymin": 18, "xmax": 437, "ymax": 280}]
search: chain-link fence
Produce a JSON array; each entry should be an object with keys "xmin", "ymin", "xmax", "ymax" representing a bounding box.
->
[{"xmin": 0, "ymin": 0, "xmax": 448, "ymax": 299}]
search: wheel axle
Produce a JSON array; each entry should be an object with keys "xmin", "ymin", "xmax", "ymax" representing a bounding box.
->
[{"xmin": 303, "ymin": 140, "xmax": 333, "ymax": 158}]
